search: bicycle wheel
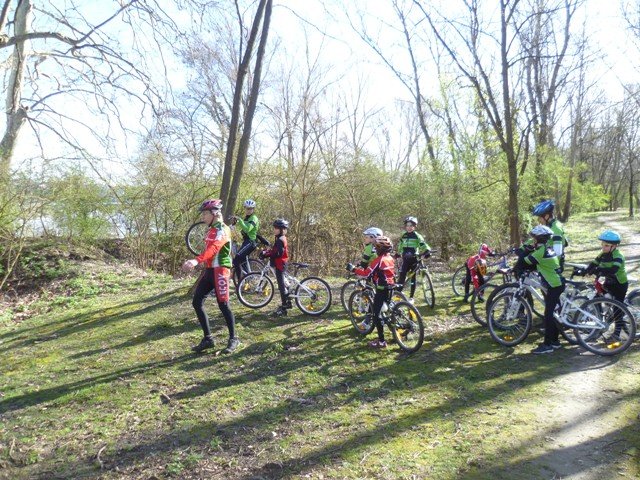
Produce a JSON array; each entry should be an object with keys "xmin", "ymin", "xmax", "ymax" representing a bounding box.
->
[
  {"xmin": 295, "ymin": 276, "xmax": 332, "ymax": 316},
  {"xmin": 557, "ymin": 296, "xmax": 589, "ymax": 346},
  {"xmin": 418, "ymin": 269, "xmax": 435, "ymax": 308},
  {"xmin": 236, "ymin": 273, "xmax": 274, "ymax": 309},
  {"xmin": 487, "ymin": 292, "xmax": 532, "ymax": 347},
  {"xmin": 573, "ymin": 297, "xmax": 636, "ymax": 356},
  {"xmin": 470, "ymin": 282, "xmax": 506, "ymax": 326},
  {"xmin": 185, "ymin": 221, "xmax": 208, "ymax": 255},
  {"xmin": 625, "ymin": 289, "xmax": 640, "ymax": 339},
  {"xmin": 451, "ymin": 265, "xmax": 467, "ymax": 297},
  {"xmin": 340, "ymin": 280, "xmax": 357, "ymax": 312},
  {"xmin": 389, "ymin": 301, "xmax": 425, "ymax": 353},
  {"xmin": 348, "ymin": 289, "xmax": 375, "ymax": 335},
  {"xmin": 485, "ymin": 282, "xmax": 539, "ymax": 322}
]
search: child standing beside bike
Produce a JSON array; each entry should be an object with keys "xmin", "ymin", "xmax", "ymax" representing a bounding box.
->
[
  {"xmin": 347, "ymin": 236, "xmax": 396, "ymax": 349},
  {"xmin": 261, "ymin": 219, "xmax": 290, "ymax": 317},
  {"xmin": 396, "ymin": 216, "xmax": 431, "ymax": 303},
  {"xmin": 463, "ymin": 243, "xmax": 495, "ymax": 303}
]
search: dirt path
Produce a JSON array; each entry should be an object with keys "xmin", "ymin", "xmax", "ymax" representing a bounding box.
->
[{"xmin": 531, "ymin": 214, "xmax": 640, "ymax": 479}]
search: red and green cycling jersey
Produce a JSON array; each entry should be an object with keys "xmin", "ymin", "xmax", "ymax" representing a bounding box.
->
[
  {"xmin": 397, "ymin": 231, "xmax": 431, "ymax": 256},
  {"xmin": 590, "ymin": 249, "xmax": 627, "ymax": 284},
  {"xmin": 359, "ymin": 243, "xmax": 378, "ymax": 268},
  {"xmin": 523, "ymin": 244, "xmax": 563, "ymax": 288},
  {"xmin": 353, "ymin": 254, "xmax": 395, "ymax": 291},
  {"xmin": 195, "ymin": 222, "xmax": 232, "ymax": 268},
  {"xmin": 236, "ymin": 213, "xmax": 259, "ymax": 242}
]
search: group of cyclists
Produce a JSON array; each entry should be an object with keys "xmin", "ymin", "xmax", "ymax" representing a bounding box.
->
[{"xmin": 183, "ymin": 197, "xmax": 631, "ymax": 355}]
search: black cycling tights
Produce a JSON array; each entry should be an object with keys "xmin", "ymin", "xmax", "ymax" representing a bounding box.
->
[
  {"xmin": 398, "ymin": 255, "xmax": 418, "ymax": 298},
  {"xmin": 192, "ymin": 273, "xmax": 236, "ymax": 339},
  {"xmin": 372, "ymin": 289, "xmax": 392, "ymax": 342}
]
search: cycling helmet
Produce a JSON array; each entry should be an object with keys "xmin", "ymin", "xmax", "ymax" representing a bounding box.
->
[
  {"xmin": 532, "ymin": 199, "xmax": 555, "ymax": 216},
  {"xmin": 598, "ymin": 230, "xmax": 621, "ymax": 244},
  {"xmin": 404, "ymin": 216, "xmax": 418, "ymax": 226},
  {"xmin": 363, "ymin": 227, "xmax": 383, "ymax": 238},
  {"xmin": 529, "ymin": 225, "xmax": 553, "ymax": 243},
  {"xmin": 374, "ymin": 236, "xmax": 393, "ymax": 252},
  {"xmin": 243, "ymin": 199, "xmax": 257, "ymax": 208},
  {"xmin": 199, "ymin": 199, "xmax": 223, "ymax": 212},
  {"xmin": 478, "ymin": 243, "xmax": 492, "ymax": 258},
  {"xmin": 273, "ymin": 218, "xmax": 289, "ymax": 229}
]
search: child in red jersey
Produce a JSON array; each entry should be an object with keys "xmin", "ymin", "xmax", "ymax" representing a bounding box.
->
[
  {"xmin": 261, "ymin": 219, "xmax": 290, "ymax": 317},
  {"xmin": 463, "ymin": 243, "xmax": 495, "ymax": 302}
]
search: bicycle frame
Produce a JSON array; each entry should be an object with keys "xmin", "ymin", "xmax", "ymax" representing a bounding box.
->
[{"xmin": 251, "ymin": 262, "xmax": 318, "ymax": 300}]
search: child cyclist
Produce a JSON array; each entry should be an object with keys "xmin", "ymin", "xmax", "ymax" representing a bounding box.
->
[
  {"xmin": 463, "ymin": 243, "xmax": 496, "ymax": 303},
  {"xmin": 397, "ymin": 216, "xmax": 431, "ymax": 302},
  {"xmin": 579, "ymin": 230, "xmax": 628, "ymax": 304},
  {"xmin": 261, "ymin": 219, "xmax": 290, "ymax": 317},
  {"xmin": 347, "ymin": 236, "xmax": 396, "ymax": 349},
  {"xmin": 531, "ymin": 199, "xmax": 568, "ymax": 270},
  {"xmin": 359, "ymin": 227, "xmax": 383, "ymax": 268},
  {"xmin": 230, "ymin": 199, "xmax": 260, "ymax": 285},
  {"xmin": 182, "ymin": 199, "xmax": 239, "ymax": 354},
  {"xmin": 516, "ymin": 225, "xmax": 565, "ymax": 354}
]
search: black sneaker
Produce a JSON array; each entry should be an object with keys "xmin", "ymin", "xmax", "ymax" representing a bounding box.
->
[
  {"xmin": 271, "ymin": 306, "xmax": 287, "ymax": 317},
  {"xmin": 531, "ymin": 343, "xmax": 554, "ymax": 355},
  {"xmin": 549, "ymin": 341, "xmax": 562, "ymax": 350},
  {"xmin": 222, "ymin": 337, "xmax": 240, "ymax": 354},
  {"xmin": 192, "ymin": 337, "xmax": 214, "ymax": 353}
]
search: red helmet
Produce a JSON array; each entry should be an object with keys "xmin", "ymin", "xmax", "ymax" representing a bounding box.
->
[
  {"xmin": 199, "ymin": 199, "xmax": 223, "ymax": 212},
  {"xmin": 478, "ymin": 243, "xmax": 492, "ymax": 259}
]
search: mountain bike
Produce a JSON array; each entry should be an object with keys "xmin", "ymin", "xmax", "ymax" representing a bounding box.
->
[
  {"xmin": 486, "ymin": 272, "xmax": 635, "ymax": 356},
  {"xmin": 236, "ymin": 261, "xmax": 332, "ymax": 316},
  {"xmin": 451, "ymin": 250, "xmax": 513, "ymax": 297},
  {"xmin": 397, "ymin": 252, "xmax": 436, "ymax": 307},
  {"xmin": 340, "ymin": 274, "xmax": 359, "ymax": 312},
  {"xmin": 347, "ymin": 281, "xmax": 424, "ymax": 353}
]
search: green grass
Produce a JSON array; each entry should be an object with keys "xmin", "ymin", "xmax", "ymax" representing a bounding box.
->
[{"xmin": 0, "ymin": 212, "xmax": 638, "ymax": 479}]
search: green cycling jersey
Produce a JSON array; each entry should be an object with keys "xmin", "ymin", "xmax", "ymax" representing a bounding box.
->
[
  {"xmin": 398, "ymin": 231, "xmax": 431, "ymax": 256},
  {"xmin": 524, "ymin": 244, "xmax": 563, "ymax": 288},
  {"xmin": 591, "ymin": 249, "xmax": 627, "ymax": 284},
  {"xmin": 360, "ymin": 243, "xmax": 378, "ymax": 268},
  {"xmin": 236, "ymin": 213, "xmax": 259, "ymax": 242}
]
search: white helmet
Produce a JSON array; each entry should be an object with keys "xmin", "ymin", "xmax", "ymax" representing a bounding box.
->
[
  {"xmin": 363, "ymin": 227, "xmax": 383, "ymax": 238},
  {"xmin": 243, "ymin": 199, "xmax": 256, "ymax": 208}
]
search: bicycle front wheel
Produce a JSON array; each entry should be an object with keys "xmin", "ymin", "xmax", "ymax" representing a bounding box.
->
[
  {"xmin": 418, "ymin": 269, "xmax": 435, "ymax": 308},
  {"xmin": 348, "ymin": 289, "xmax": 375, "ymax": 335},
  {"xmin": 295, "ymin": 276, "xmax": 332, "ymax": 316},
  {"xmin": 389, "ymin": 301, "xmax": 425, "ymax": 353},
  {"xmin": 625, "ymin": 289, "xmax": 640, "ymax": 339},
  {"xmin": 487, "ymin": 292, "xmax": 532, "ymax": 347},
  {"xmin": 185, "ymin": 221, "xmax": 208, "ymax": 256},
  {"xmin": 573, "ymin": 297, "xmax": 636, "ymax": 356},
  {"xmin": 451, "ymin": 265, "xmax": 467, "ymax": 297},
  {"xmin": 236, "ymin": 273, "xmax": 274, "ymax": 309},
  {"xmin": 340, "ymin": 280, "xmax": 357, "ymax": 312},
  {"xmin": 470, "ymin": 282, "xmax": 506, "ymax": 327}
]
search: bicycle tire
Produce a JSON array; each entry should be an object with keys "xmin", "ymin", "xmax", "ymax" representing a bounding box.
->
[
  {"xmin": 418, "ymin": 268, "xmax": 435, "ymax": 308},
  {"xmin": 485, "ymin": 282, "xmax": 540, "ymax": 322},
  {"xmin": 348, "ymin": 289, "xmax": 375, "ymax": 335},
  {"xmin": 295, "ymin": 276, "xmax": 332, "ymax": 316},
  {"xmin": 185, "ymin": 221, "xmax": 208, "ymax": 256},
  {"xmin": 487, "ymin": 291, "xmax": 533, "ymax": 347},
  {"xmin": 625, "ymin": 289, "xmax": 640, "ymax": 339},
  {"xmin": 573, "ymin": 297, "xmax": 636, "ymax": 356},
  {"xmin": 470, "ymin": 282, "xmax": 505, "ymax": 326},
  {"xmin": 451, "ymin": 265, "xmax": 467, "ymax": 297},
  {"xmin": 236, "ymin": 272, "xmax": 274, "ymax": 309},
  {"xmin": 389, "ymin": 301, "xmax": 425, "ymax": 353},
  {"xmin": 340, "ymin": 280, "xmax": 357, "ymax": 312}
]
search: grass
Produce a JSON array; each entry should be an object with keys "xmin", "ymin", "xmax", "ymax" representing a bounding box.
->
[{"xmin": 0, "ymin": 212, "xmax": 638, "ymax": 479}]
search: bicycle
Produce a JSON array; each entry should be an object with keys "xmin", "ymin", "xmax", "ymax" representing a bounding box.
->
[
  {"xmin": 397, "ymin": 251, "xmax": 436, "ymax": 307},
  {"xmin": 185, "ymin": 220, "xmax": 267, "ymax": 285},
  {"xmin": 451, "ymin": 250, "xmax": 513, "ymax": 298},
  {"xmin": 235, "ymin": 261, "xmax": 332, "ymax": 316},
  {"xmin": 486, "ymin": 271, "xmax": 636, "ymax": 356},
  {"xmin": 347, "ymin": 280, "xmax": 424, "ymax": 353},
  {"xmin": 340, "ymin": 274, "xmax": 359, "ymax": 313}
]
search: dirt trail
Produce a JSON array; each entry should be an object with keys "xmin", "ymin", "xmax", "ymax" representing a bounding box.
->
[{"xmin": 531, "ymin": 214, "xmax": 639, "ymax": 479}]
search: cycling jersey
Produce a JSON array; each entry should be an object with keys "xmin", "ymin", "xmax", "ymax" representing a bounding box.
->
[
  {"xmin": 397, "ymin": 231, "xmax": 431, "ymax": 256},
  {"xmin": 236, "ymin": 213, "xmax": 259, "ymax": 242},
  {"xmin": 524, "ymin": 218, "xmax": 568, "ymax": 256},
  {"xmin": 466, "ymin": 254, "xmax": 487, "ymax": 290},
  {"xmin": 523, "ymin": 245, "xmax": 563, "ymax": 288},
  {"xmin": 263, "ymin": 233, "xmax": 288, "ymax": 271},
  {"xmin": 360, "ymin": 243, "xmax": 378, "ymax": 268},
  {"xmin": 354, "ymin": 254, "xmax": 395, "ymax": 290},
  {"xmin": 195, "ymin": 222, "xmax": 232, "ymax": 268},
  {"xmin": 590, "ymin": 249, "xmax": 627, "ymax": 285}
]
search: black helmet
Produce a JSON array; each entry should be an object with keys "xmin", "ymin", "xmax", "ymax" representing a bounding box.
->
[{"xmin": 273, "ymin": 218, "xmax": 289, "ymax": 229}]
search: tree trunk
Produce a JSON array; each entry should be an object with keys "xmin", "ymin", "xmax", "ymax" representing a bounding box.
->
[{"xmin": 0, "ymin": 0, "xmax": 31, "ymax": 179}]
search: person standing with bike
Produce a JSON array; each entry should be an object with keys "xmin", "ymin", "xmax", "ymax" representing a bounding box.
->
[
  {"xmin": 518, "ymin": 225, "xmax": 565, "ymax": 355},
  {"xmin": 261, "ymin": 219, "xmax": 290, "ymax": 317},
  {"xmin": 396, "ymin": 216, "xmax": 431, "ymax": 303},
  {"xmin": 532, "ymin": 199, "xmax": 568, "ymax": 270},
  {"xmin": 347, "ymin": 236, "xmax": 396, "ymax": 349},
  {"xmin": 182, "ymin": 199, "xmax": 240, "ymax": 354},
  {"xmin": 230, "ymin": 199, "xmax": 261, "ymax": 285},
  {"xmin": 463, "ymin": 243, "xmax": 496, "ymax": 303}
]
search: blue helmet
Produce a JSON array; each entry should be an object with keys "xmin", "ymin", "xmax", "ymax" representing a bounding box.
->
[
  {"xmin": 598, "ymin": 230, "xmax": 621, "ymax": 244},
  {"xmin": 532, "ymin": 200, "xmax": 555, "ymax": 216}
]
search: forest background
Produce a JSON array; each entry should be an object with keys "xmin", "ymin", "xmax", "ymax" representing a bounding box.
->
[{"xmin": 2, "ymin": 0, "xmax": 640, "ymax": 286}]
